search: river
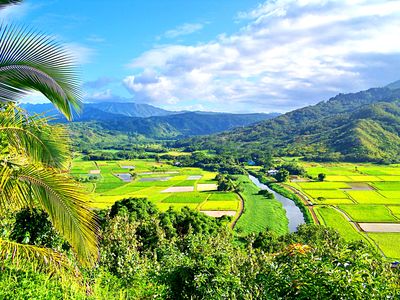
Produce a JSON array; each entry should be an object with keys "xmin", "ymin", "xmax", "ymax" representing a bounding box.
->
[{"xmin": 249, "ymin": 175, "xmax": 305, "ymax": 232}]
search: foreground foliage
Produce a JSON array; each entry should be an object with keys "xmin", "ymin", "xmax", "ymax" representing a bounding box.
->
[{"xmin": 2, "ymin": 198, "xmax": 398, "ymax": 299}]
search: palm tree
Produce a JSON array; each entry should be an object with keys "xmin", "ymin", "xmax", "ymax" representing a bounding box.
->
[{"xmin": 0, "ymin": 1, "xmax": 98, "ymax": 269}]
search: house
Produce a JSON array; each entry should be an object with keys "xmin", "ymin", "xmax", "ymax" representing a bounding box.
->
[{"xmin": 267, "ymin": 169, "xmax": 278, "ymax": 176}]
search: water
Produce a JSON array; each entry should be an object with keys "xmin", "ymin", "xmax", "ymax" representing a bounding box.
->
[
  {"xmin": 249, "ymin": 175, "xmax": 305, "ymax": 232},
  {"xmin": 115, "ymin": 173, "xmax": 132, "ymax": 182}
]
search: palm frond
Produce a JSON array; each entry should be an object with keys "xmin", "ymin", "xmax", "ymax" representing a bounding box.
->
[
  {"xmin": 0, "ymin": 105, "xmax": 70, "ymax": 168},
  {"xmin": 0, "ymin": 238, "xmax": 73, "ymax": 273},
  {"xmin": 15, "ymin": 166, "xmax": 99, "ymax": 266},
  {"xmin": 0, "ymin": 0, "xmax": 22, "ymax": 9},
  {"xmin": 0, "ymin": 24, "xmax": 81, "ymax": 120}
]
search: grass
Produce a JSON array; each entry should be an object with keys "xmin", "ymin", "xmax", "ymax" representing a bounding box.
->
[
  {"xmin": 367, "ymin": 233, "xmax": 400, "ymax": 259},
  {"xmin": 314, "ymin": 206, "xmax": 368, "ymax": 242},
  {"xmin": 339, "ymin": 205, "xmax": 398, "ymax": 222},
  {"xmin": 373, "ymin": 182, "xmax": 400, "ymax": 190},
  {"xmin": 388, "ymin": 206, "xmax": 400, "ymax": 218},
  {"xmin": 234, "ymin": 175, "xmax": 288, "ymax": 236},
  {"xmin": 208, "ymin": 192, "xmax": 238, "ymax": 201},
  {"xmin": 200, "ymin": 201, "xmax": 239, "ymax": 211},
  {"xmin": 71, "ymin": 157, "xmax": 241, "ymax": 217},
  {"xmin": 347, "ymin": 190, "xmax": 400, "ymax": 204},
  {"xmin": 312, "ymin": 198, "xmax": 355, "ymax": 205},
  {"xmin": 163, "ymin": 193, "xmax": 209, "ymax": 203},
  {"xmin": 378, "ymin": 191, "xmax": 400, "ymax": 198},
  {"xmin": 296, "ymin": 182, "xmax": 350, "ymax": 190},
  {"xmin": 325, "ymin": 175, "xmax": 352, "ymax": 182},
  {"xmin": 305, "ymin": 189, "xmax": 349, "ymax": 199}
]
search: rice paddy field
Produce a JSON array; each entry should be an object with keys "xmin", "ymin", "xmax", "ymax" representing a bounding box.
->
[
  {"xmin": 71, "ymin": 157, "xmax": 240, "ymax": 217},
  {"xmin": 289, "ymin": 162, "xmax": 400, "ymax": 259}
]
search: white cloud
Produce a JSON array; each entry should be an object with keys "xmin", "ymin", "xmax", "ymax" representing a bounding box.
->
[
  {"xmin": 162, "ymin": 23, "xmax": 204, "ymax": 39},
  {"xmin": 124, "ymin": 0, "xmax": 400, "ymax": 112},
  {"xmin": 65, "ymin": 43, "xmax": 95, "ymax": 64}
]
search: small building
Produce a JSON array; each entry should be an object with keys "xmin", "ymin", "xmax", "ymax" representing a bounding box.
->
[
  {"xmin": 267, "ymin": 169, "xmax": 278, "ymax": 176},
  {"xmin": 247, "ymin": 160, "xmax": 256, "ymax": 166}
]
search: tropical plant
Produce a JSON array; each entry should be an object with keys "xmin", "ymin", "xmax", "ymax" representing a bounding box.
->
[{"xmin": 0, "ymin": 0, "xmax": 98, "ymax": 270}]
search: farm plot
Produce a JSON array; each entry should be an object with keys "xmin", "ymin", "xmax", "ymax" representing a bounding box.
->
[
  {"xmin": 339, "ymin": 205, "xmax": 398, "ymax": 222},
  {"xmin": 373, "ymin": 182, "xmax": 400, "ymax": 190},
  {"xmin": 347, "ymin": 190, "xmax": 400, "ymax": 204},
  {"xmin": 388, "ymin": 206, "xmax": 400, "ymax": 218},
  {"xmin": 347, "ymin": 175, "xmax": 382, "ymax": 182},
  {"xmin": 367, "ymin": 233, "xmax": 400, "ymax": 258},
  {"xmin": 208, "ymin": 192, "xmax": 239, "ymax": 201},
  {"xmin": 311, "ymin": 198, "xmax": 355, "ymax": 205},
  {"xmin": 200, "ymin": 201, "xmax": 239, "ymax": 211},
  {"xmin": 197, "ymin": 184, "xmax": 218, "ymax": 191},
  {"xmin": 305, "ymin": 189, "xmax": 349, "ymax": 199},
  {"xmin": 314, "ymin": 206, "xmax": 367, "ymax": 242},
  {"xmin": 162, "ymin": 192, "xmax": 209, "ymax": 203},
  {"xmin": 378, "ymin": 191, "xmax": 400, "ymax": 199},
  {"xmin": 162, "ymin": 186, "xmax": 194, "ymax": 193},
  {"xmin": 201, "ymin": 211, "xmax": 236, "ymax": 217},
  {"xmin": 296, "ymin": 182, "xmax": 350, "ymax": 190}
]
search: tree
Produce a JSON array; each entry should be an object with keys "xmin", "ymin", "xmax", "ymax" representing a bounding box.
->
[
  {"xmin": 275, "ymin": 169, "xmax": 289, "ymax": 182},
  {"xmin": 318, "ymin": 173, "xmax": 326, "ymax": 181},
  {"xmin": 0, "ymin": 16, "xmax": 98, "ymax": 268}
]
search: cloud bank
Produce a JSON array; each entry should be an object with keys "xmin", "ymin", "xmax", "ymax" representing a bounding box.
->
[{"xmin": 123, "ymin": 0, "xmax": 400, "ymax": 112}]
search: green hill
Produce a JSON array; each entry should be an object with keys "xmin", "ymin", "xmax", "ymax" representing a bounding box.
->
[{"xmin": 178, "ymin": 85, "xmax": 400, "ymax": 163}]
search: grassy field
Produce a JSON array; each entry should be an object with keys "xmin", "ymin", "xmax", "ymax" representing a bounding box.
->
[
  {"xmin": 234, "ymin": 175, "xmax": 288, "ymax": 236},
  {"xmin": 314, "ymin": 206, "xmax": 368, "ymax": 242},
  {"xmin": 290, "ymin": 161, "xmax": 400, "ymax": 259},
  {"xmin": 71, "ymin": 158, "xmax": 239, "ymax": 214}
]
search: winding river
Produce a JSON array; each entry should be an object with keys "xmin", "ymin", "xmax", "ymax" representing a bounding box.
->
[{"xmin": 249, "ymin": 175, "xmax": 305, "ymax": 232}]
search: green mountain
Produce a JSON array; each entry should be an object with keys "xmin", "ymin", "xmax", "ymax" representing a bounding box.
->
[
  {"xmin": 178, "ymin": 84, "xmax": 400, "ymax": 163},
  {"xmin": 21, "ymin": 102, "xmax": 173, "ymax": 119},
  {"xmin": 22, "ymin": 102, "xmax": 278, "ymax": 139},
  {"xmin": 70, "ymin": 111, "xmax": 278, "ymax": 141}
]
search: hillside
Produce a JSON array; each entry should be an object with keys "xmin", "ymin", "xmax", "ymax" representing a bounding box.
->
[
  {"xmin": 178, "ymin": 84, "xmax": 400, "ymax": 163},
  {"xmin": 21, "ymin": 102, "xmax": 173, "ymax": 119},
  {"xmin": 22, "ymin": 102, "xmax": 278, "ymax": 139}
]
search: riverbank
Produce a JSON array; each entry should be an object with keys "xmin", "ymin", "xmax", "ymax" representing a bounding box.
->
[{"xmin": 234, "ymin": 175, "xmax": 289, "ymax": 236}]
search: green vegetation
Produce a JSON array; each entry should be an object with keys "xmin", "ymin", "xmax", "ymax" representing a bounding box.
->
[
  {"xmin": 179, "ymin": 87, "xmax": 400, "ymax": 163},
  {"xmin": 234, "ymin": 175, "xmax": 288, "ymax": 235},
  {"xmin": 339, "ymin": 205, "xmax": 399, "ymax": 222},
  {"xmin": 368, "ymin": 233, "xmax": 400, "ymax": 259},
  {"xmin": 286, "ymin": 161, "xmax": 400, "ymax": 259},
  {"xmin": 3, "ymin": 198, "xmax": 399, "ymax": 298},
  {"xmin": 314, "ymin": 206, "xmax": 367, "ymax": 242},
  {"xmin": 0, "ymin": 17, "xmax": 98, "ymax": 271}
]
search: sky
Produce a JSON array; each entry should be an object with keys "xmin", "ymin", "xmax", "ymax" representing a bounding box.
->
[{"xmin": 3, "ymin": 0, "xmax": 400, "ymax": 113}]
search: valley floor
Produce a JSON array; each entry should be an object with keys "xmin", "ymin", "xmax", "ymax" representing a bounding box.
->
[{"xmin": 283, "ymin": 161, "xmax": 400, "ymax": 259}]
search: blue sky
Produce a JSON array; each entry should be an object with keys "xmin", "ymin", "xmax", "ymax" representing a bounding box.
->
[{"xmin": 3, "ymin": 0, "xmax": 400, "ymax": 113}]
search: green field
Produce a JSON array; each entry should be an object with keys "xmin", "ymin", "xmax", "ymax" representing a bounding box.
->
[
  {"xmin": 289, "ymin": 161, "xmax": 400, "ymax": 259},
  {"xmin": 234, "ymin": 175, "xmax": 288, "ymax": 236},
  {"xmin": 314, "ymin": 206, "xmax": 368, "ymax": 242},
  {"xmin": 367, "ymin": 233, "xmax": 400, "ymax": 259},
  {"xmin": 339, "ymin": 205, "xmax": 398, "ymax": 222},
  {"xmin": 71, "ymin": 158, "xmax": 240, "ymax": 214}
]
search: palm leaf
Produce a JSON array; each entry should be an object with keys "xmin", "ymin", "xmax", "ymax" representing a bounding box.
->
[
  {"xmin": 0, "ymin": 24, "xmax": 81, "ymax": 120},
  {"xmin": 1, "ymin": 165, "xmax": 99, "ymax": 266},
  {"xmin": 0, "ymin": 238, "xmax": 73, "ymax": 273},
  {"xmin": 0, "ymin": 0, "xmax": 22, "ymax": 9},
  {"xmin": 0, "ymin": 105, "xmax": 70, "ymax": 168}
]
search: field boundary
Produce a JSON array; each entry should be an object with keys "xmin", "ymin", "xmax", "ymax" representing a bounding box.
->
[
  {"xmin": 281, "ymin": 184, "xmax": 320, "ymax": 225},
  {"xmin": 230, "ymin": 191, "xmax": 244, "ymax": 229}
]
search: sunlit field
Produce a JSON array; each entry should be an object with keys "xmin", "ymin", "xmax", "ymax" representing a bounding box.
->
[
  {"xmin": 289, "ymin": 162, "xmax": 400, "ymax": 259},
  {"xmin": 71, "ymin": 158, "xmax": 240, "ymax": 215}
]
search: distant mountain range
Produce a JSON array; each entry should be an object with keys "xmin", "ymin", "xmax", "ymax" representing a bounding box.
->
[
  {"xmin": 21, "ymin": 102, "xmax": 279, "ymax": 138},
  {"xmin": 179, "ymin": 81, "xmax": 400, "ymax": 163}
]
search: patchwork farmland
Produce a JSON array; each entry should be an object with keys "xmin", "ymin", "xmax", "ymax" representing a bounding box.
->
[
  {"xmin": 70, "ymin": 157, "xmax": 240, "ymax": 218},
  {"xmin": 287, "ymin": 162, "xmax": 400, "ymax": 259}
]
